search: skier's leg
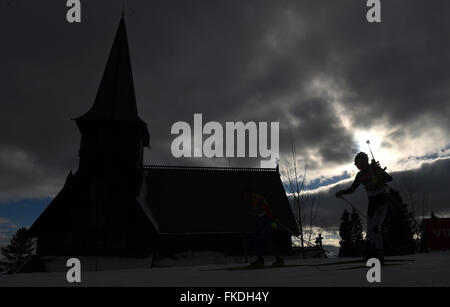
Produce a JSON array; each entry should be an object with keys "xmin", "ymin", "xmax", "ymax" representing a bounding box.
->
[
  {"xmin": 367, "ymin": 194, "xmax": 388, "ymax": 260},
  {"xmin": 269, "ymin": 230, "xmax": 284, "ymax": 265},
  {"xmin": 366, "ymin": 197, "xmax": 375, "ymax": 257},
  {"xmin": 262, "ymin": 217, "xmax": 283, "ymax": 265},
  {"xmin": 252, "ymin": 218, "xmax": 265, "ymax": 264},
  {"xmin": 261, "ymin": 216, "xmax": 272, "ymax": 255},
  {"xmin": 371, "ymin": 200, "xmax": 388, "ymax": 251},
  {"xmin": 366, "ymin": 210, "xmax": 376, "ymax": 259}
]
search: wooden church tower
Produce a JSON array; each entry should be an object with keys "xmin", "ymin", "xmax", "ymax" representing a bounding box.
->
[
  {"xmin": 75, "ymin": 16, "xmax": 149, "ymax": 195},
  {"xmin": 28, "ymin": 17, "xmax": 156, "ymax": 257}
]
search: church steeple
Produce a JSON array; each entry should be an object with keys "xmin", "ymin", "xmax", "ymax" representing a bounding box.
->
[
  {"xmin": 75, "ymin": 16, "xmax": 149, "ymax": 146},
  {"xmin": 75, "ymin": 17, "xmax": 150, "ymax": 178}
]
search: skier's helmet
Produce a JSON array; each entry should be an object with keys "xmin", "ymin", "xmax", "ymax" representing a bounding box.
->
[{"xmin": 354, "ymin": 152, "xmax": 369, "ymax": 163}]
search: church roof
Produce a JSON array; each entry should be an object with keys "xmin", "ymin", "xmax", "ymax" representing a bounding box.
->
[
  {"xmin": 137, "ymin": 165, "xmax": 299, "ymax": 235},
  {"xmin": 75, "ymin": 17, "xmax": 146, "ymax": 124}
]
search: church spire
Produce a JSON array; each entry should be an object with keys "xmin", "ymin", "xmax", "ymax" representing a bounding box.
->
[{"xmin": 75, "ymin": 16, "xmax": 145, "ymax": 125}]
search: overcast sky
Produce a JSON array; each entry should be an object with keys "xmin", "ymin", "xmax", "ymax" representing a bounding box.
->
[{"xmin": 1, "ymin": 1, "xmax": 449, "ymax": 243}]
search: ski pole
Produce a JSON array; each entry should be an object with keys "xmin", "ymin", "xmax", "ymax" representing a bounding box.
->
[
  {"xmin": 339, "ymin": 196, "xmax": 367, "ymax": 220},
  {"xmin": 276, "ymin": 220, "xmax": 298, "ymax": 236}
]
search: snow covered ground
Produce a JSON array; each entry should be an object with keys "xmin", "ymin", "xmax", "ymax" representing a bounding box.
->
[{"xmin": 0, "ymin": 251, "xmax": 449, "ymax": 287}]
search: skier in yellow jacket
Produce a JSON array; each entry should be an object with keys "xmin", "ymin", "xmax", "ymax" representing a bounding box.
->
[{"xmin": 244, "ymin": 190, "xmax": 284, "ymax": 266}]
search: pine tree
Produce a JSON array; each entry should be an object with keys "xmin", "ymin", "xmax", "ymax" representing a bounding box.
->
[
  {"xmin": 1, "ymin": 227, "xmax": 34, "ymax": 273},
  {"xmin": 383, "ymin": 188, "xmax": 416, "ymax": 256},
  {"xmin": 350, "ymin": 208, "xmax": 365, "ymax": 257},
  {"xmin": 338, "ymin": 210, "xmax": 353, "ymax": 257}
]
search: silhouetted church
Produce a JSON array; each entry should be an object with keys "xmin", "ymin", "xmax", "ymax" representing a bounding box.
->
[{"xmin": 28, "ymin": 17, "xmax": 298, "ymax": 260}]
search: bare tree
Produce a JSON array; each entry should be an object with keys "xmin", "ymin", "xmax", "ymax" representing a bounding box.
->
[
  {"xmin": 306, "ymin": 195, "xmax": 321, "ymax": 243},
  {"xmin": 280, "ymin": 128, "xmax": 320, "ymax": 257}
]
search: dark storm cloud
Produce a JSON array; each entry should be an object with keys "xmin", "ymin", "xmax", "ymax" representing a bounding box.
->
[
  {"xmin": 0, "ymin": 146, "xmax": 61, "ymax": 201},
  {"xmin": 285, "ymin": 98, "xmax": 357, "ymax": 164},
  {"xmin": 1, "ymin": 1, "xmax": 449, "ymax": 201},
  {"xmin": 322, "ymin": 1, "xmax": 450, "ymax": 128}
]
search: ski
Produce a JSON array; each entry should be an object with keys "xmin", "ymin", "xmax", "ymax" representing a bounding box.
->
[
  {"xmin": 316, "ymin": 261, "xmax": 413, "ymax": 272},
  {"xmin": 309, "ymin": 258, "xmax": 415, "ymax": 267},
  {"xmin": 225, "ymin": 264, "xmax": 302, "ymax": 271},
  {"xmin": 202, "ymin": 258, "xmax": 415, "ymax": 271},
  {"xmin": 201, "ymin": 263, "xmax": 307, "ymax": 271}
]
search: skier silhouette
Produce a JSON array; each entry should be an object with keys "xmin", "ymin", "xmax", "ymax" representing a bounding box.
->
[
  {"xmin": 244, "ymin": 189, "xmax": 284, "ymax": 266},
  {"xmin": 336, "ymin": 152, "xmax": 393, "ymax": 263}
]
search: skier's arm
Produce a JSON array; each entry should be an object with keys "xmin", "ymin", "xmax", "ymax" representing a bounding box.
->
[
  {"xmin": 263, "ymin": 203, "xmax": 280, "ymax": 229},
  {"xmin": 262, "ymin": 200, "xmax": 274, "ymax": 220},
  {"xmin": 336, "ymin": 173, "xmax": 360, "ymax": 197}
]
